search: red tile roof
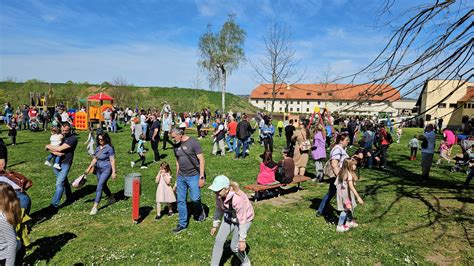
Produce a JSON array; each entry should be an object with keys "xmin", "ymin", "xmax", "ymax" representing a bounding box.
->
[
  {"xmin": 250, "ymin": 83, "xmax": 400, "ymax": 102},
  {"xmin": 458, "ymin": 86, "xmax": 474, "ymax": 102}
]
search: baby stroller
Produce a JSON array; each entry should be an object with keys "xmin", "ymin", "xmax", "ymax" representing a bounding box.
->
[
  {"xmin": 30, "ymin": 117, "xmax": 40, "ymax": 132},
  {"xmin": 451, "ymin": 139, "xmax": 472, "ymax": 173}
]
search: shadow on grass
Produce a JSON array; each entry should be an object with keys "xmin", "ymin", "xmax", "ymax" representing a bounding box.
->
[
  {"xmin": 219, "ymin": 240, "xmax": 251, "ymax": 266},
  {"xmin": 357, "ymin": 156, "xmax": 474, "ymax": 245},
  {"xmin": 22, "ymin": 232, "xmax": 77, "ymax": 264},
  {"xmin": 7, "ymin": 160, "xmax": 26, "ymax": 168},
  {"xmin": 30, "ymin": 185, "xmax": 96, "ymax": 228}
]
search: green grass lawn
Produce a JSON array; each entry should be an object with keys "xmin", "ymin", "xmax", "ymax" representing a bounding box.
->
[{"xmin": 4, "ymin": 126, "xmax": 473, "ymax": 264}]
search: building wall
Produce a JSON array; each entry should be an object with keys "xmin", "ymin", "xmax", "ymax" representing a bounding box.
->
[
  {"xmin": 419, "ymin": 80, "xmax": 471, "ymax": 127},
  {"xmin": 249, "ymin": 99, "xmax": 397, "ymax": 116}
]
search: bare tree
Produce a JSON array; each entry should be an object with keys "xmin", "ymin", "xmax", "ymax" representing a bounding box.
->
[
  {"xmin": 198, "ymin": 14, "xmax": 246, "ymax": 113},
  {"xmin": 251, "ymin": 23, "xmax": 304, "ymax": 115},
  {"xmin": 338, "ymin": 0, "xmax": 472, "ymax": 116},
  {"xmin": 110, "ymin": 75, "xmax": 132, "ymax": 107}
]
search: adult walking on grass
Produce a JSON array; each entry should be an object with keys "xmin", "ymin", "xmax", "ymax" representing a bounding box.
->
[
  {"xmin": 162, "ymin": 112, "xmax": 174, "ymax": 150},
  {"xmin": 317, "ymin": 132, "xmax": 350, "ymax": 216},
  {"xmin": 225, "ymin": 116, "xmax": 238, "ymax": 152},
  {"xmin": 171, "ymin": 128, "xmax": 206, "ymax": 234},
  {"xmin": 419, "ymin": 124, "xmax": 436, "ymax": 180},
  {"xmin": 261, "ymin": 116, "xmax": 275, "ymax": 152},
  {"xmin": 85, "ymin": 132, "xmax": 116, "ymax": 215},
  {"xmin": 129, "ymin": 117, "xmax": 142, "ymax": 154},
  {"xmin": 292, "ymin": 121, "xmax": 310, "ymax": 176},
  {"xmin": 212, "ymin": 117, "xmax": 226, "ymax": 156},
  {"xmin": 46, "ymin": 122, "xmax": 77, "ymax": 210},
  {"xmin": 285, "ymin": 119, "xmax": 295, "ymax": 149},
  {"xmin": 150, "ymin": 114, "xmax": 161, "ymax": 163},
  {"xmin": 235, "ymin": 115, "xmax": 252, "ymax": 160},
  {"xmin": 312, "ymin": 124, "xmax": 326, "ymax": 182}
]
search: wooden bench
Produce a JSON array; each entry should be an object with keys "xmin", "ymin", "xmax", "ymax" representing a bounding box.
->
[{"xmin": 243, "ymin": 175, "xmax": 311, "ymax": 202}]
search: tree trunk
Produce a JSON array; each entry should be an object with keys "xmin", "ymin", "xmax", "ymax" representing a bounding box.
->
[{"xmin": 221, "ymin": 67, "xmax": 226, "ymax": 115}]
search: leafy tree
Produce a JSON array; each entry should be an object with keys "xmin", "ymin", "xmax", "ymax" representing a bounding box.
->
[{"xmin": 198, "ymin": 14, "xmax": 246, "ymax": 114}]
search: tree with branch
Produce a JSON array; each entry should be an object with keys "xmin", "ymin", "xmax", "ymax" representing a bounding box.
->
[
  {"xmin": 340, "ymin": 0, "xmax": 472, "ymax": 116},
  {"xmin": 251, "ymin": 23, "xmax": 303, "ymax": 115},
  {"xmin": 198, "ymin": 14, "xmax": 246, "ymax": 114},
  {"xmin": 110, "ymin": 75, "xmax": 132, "ymax": 107}
]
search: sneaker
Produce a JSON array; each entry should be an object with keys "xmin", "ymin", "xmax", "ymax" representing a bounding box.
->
[
  {"xmin": 347, "ymin": 221, "xmax": 359, "ymax": 228},
  {"xmin": 89, "ymin": 207, "xmax": 98, "ymax": 215},
  {"xmin": 198, "ymin": 210, "xmax": 207, "ymax": 222},
  {"xmin": 172, "ymin": 225, "xmax": 187, "ymax": 234},
  {"xmin": 53, "ymin": 163, "xmax": 61, "ymax": 170},
  {"xmin": 44, "ymin": 161, "xmax": 52, "ymax": 167},
  {"xmin": 154, "ymin": 215, "xmax": 162, "ymax": 221},
  {"xmin": 131, "ymin": 161, "xmax": 135, "ymax": 168},
  {"xmin": 336, "ymin": 225, "xmax": 350, "ymax": 232},
  {"xmin": 140, "ymin": 166, "xmax": 148, "ymax": 169}
]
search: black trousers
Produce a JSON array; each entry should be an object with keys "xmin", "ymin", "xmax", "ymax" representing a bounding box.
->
[
  {"xmin": 286, "ymin": 137, "xmax": 292, "ymax": 148},
  {"xmin": 410, "ymin": 147, "xmax": 417, "ymax": 158},
  {"xmin": 131, "ymin": 137, "xmax": 137, "ymax": 152},
  {"xmin": 151, "ymin": 139, "xmax": 160, "ymax": 161},
  {"xmin": 263, "ymin": 138, "xmax": 273, "ymax": 152},
  {"xmin": 278, "ymin": 128, "xmax": 283, "ymax": 137},
  {"xmin": 381, "ymin": 144, "xmax": 389, "ymax": 167},
  {"xmin": 162, "ymin": 131, "xmax": 174, "ymax": 149}
]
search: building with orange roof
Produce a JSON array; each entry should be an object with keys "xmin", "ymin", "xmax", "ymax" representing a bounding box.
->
[
  {"xmin": 249, "ymin": 83, "xmax": 402, "ymax": 116},
  {"xmin": 416, "ymin": 79, "xmax": 474, "ymax": 128}
]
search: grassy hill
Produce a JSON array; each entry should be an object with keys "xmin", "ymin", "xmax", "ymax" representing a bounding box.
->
[{"xmin": 0, "ymin": 80, "xmax": 259, "ymax": 113}]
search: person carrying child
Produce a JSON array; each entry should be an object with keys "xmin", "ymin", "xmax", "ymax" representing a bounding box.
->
[
  {"xmin": 154, "ymin": 162, "xmax": 176, "ymax": 220},
  {"xmin": 44, "ymin": 126, "xmax": 63, "ymax": 170},
  {"xmin": 208, "ymin": 175, "xmax": 254, "ymax": 266},
  {"xmin": 132, "ymin": 134, "xmax": 147, "ymax": 169},
  {"xmin": 335, "ymin": 158, "xmax": 364, "ymax": 232},
  {"xmin": 408, "ymin": 135, "xmax": 419, "ymax": 161}
]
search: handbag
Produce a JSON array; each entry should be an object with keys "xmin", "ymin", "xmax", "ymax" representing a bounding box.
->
[
  {"xmin": 323, "ymin": 160, "xmax": 337, "ymax": 178},
  {"xmin": 299, "ymin": 131, "xmax": 311, "ymax": 152},
  {"xmin": 72, "ymin": 174, "xmax": 87, "ymax": 188},
  {"xmin": 89, "ymin": 147, "xmax": 105, "ymax": 175},
  {"xmin": 1, "ymin": 171, "xmax": 33, "ymax": 192}
]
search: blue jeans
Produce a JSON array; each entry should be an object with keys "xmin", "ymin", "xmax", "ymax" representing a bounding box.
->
[
  {"xmin": 176, "ymin": 174, "xmax": 202, "ymax": 228},
  {"xmin": 95, "ymin": 166, "xmax": 112, "ymax": 203},
  {"xmin": 112, "ymin": 120, "xmax": 117, "ymax": 133},
  {"xmin": 51, "ymin": 163, "xmax": 72, "ymax": 207},
  {"xmin": 47, "ymin": 153, "xmax": 61, "ymax": 165},
  {"xmin": 141, "ymin": 124, "xmax": 148, "ymax": 135},
  {"xmin": 317, "ymin": 178, "xmax": 336, "ymax": 214},
  {"xmin": 15, "ymin": 191, "xmax": 31, "ymax": 215},
  {"xmin": 226, "ymin": 135, "xmax": 237, "ymax": 151},
  {"xmin": 338, "ymin": 210, "xmax": 352, "ymax": 226},
  {"xmin": 235, "ymin": 138, "xmax": 249, "ymax": 158}
]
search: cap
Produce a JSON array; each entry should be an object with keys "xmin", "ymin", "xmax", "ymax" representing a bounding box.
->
[{"xmin": 208, "ymin": 175, "xmax": 230, "ymax": 192}]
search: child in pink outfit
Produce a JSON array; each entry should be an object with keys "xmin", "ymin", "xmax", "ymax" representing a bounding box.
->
[{"xmin": 154, "ymin": 162, "xmax": 176, "ymax": 220}]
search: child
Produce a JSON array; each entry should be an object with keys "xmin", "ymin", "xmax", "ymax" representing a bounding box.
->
[
  {"xmin": 408, "ymin": 135, "xmax": 419, "ymax": 160},
  {"xmin": 132, "ymin": 134, "xmax": 147, "ymax": 169},
  {"xmin": 208, "ymin": 175, "xmax": 254, "ymax": 266},
  {"xmin": 277, "ymin": 120, "xmax": 284, "ymax": 137},
  {"xmin": 84, "ymin": 127, "xmax": 95, "ymax": 156},
  {"xmin": 154, "ymin": 162, "xmax": 176, "ymax": 220},
  {"xmin": 396, "ymin": 126, "xmax": 402, "ymax": 143},
  {"xmin": 0, "ymin": 182, "xmax": 21, "ymax": 265},
  {"xmin": 44, "ymin": 126, "xmax": 63, "ymax": 170},
  {"xmin": 335, "ymin": 158, "xmax": 364, "ymax": 232},
  {"xmin": 437, "ymin": 141, "xmax": 451, "ymax": 164},
  {"xmin": 6, "ymin": 117, "xmax": 18, "ymax": 146}
]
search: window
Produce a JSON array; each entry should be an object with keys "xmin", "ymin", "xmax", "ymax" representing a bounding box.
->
[
  {"xmin": 317, "ymin": 92, "xmax": 322, "ymax": 96},
  {"xmin": 318, "ymin": 101, "xmax": 321, "ymax": 105},
  {"xmin": 306, "ymin": 108, "xmax": 309, "ymax": 112},
  {"xmin": 290, "ymin": 107, "xmax": 293, "ymax": 111},
  {"xmin": 307, "ymin": 101, "xmax": 310, "ymax": 105},
  {"xmin": 306, "ymin": 92, "xmax": 311, "ymax": 96},
  {"xmin": 290, "ymin": 101, "xmax": 293, "ymax": 104},
  {"xmin": 256, "ymin": 100, "xmax": 259, "ymax": 104},
  {"xmin": 279, "ymin": 100, "xmax": 282, "ymax": 104},
  {"xmin": 465, "ymin": 104, "xmax": 467, "ymax": 108},
  {"xmin": 346, "ymin": 102, "xmax": 350, "ymax": 105},
  {"xmin": 264, "ymin": 100, "xmax": 267, "ymax": 104},
  {"xmin": 279, "ymin": 92, "xmax": 284, "ymax": 95},
  {"xmin": 438, "ymin": 103, "xmax": 446, "ymax": 108},
  {"xmin": 449, "ymin": 103, "xmax": 457, "ymax": 108},
  {"xmin": 297, "ymin": 108, "xmax": 300, "ymax": 112},
  {"xmin": 263, "ymin": 92, "xmax": 268, "ymax": 95},
  {"xmin": 297, "ymin": 101, "xmax": 300, "ymax": 104},
  {"xmin": 263, "ymin": 107, "xmax": 266, "ymax": 110},
  {"xmin": 469, "ymin": 104, "xmax": 472, "ymax": 109},
  {"xmin": 279, "ymin": 107, "xmax": 282, "ymax": 111}
]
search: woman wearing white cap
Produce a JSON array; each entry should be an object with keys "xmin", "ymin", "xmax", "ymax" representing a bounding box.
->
[{"xmin": 209, "ymin": 175, "xmax": 254, "ymax": 266}]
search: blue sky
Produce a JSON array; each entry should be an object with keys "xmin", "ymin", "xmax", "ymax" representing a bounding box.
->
[{"xmin": 0, "ymin": 0, "xmax": 430, "ymax": 95}]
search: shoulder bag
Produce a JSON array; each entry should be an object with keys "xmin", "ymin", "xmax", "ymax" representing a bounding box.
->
[
  {"xmin": 299, "ymin": 130, "xmax": 311, "ymax": 152},
  {"xmin": 1, "ymin": 171, "xmax": 33, "ymax": 192}
]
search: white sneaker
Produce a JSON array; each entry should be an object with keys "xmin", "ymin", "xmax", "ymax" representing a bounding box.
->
[
  {"xmin": 131, "ymin": 161, "xmax": 135, "ymax": 168},
  {"xmin": 53, "ymin": 163, "xmax": 61, "ymax": 170},
  {"xmin": 140, "ymin": 166, "xmax": 148, "ymax": 169},
  {"xmin": 336, "ymin": 225, "xmax": 350, "ymax": 232},
  {"xmin": 44, "ymin": 161, "xmax": 52, "ymax": 167},
  {"xmin": 89, "ymin": 207, "xmax": 98, "ymax": 215},
  {"xmin": 347, "ymin": 221, "xmax": 359, "ymax": 228}
]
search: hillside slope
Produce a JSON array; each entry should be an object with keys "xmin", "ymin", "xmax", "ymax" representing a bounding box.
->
[{"xmin": 0, "ymin": 81, "xmax": 259, "ymax": 113}]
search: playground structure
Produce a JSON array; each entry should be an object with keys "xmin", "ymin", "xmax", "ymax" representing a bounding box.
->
[
  {"xmin": 29, "ymin": 92, "xmax": 69, "ymax": 111},
  {"xmin": 79, "ymin": 92, "xmax": 114, "ymax": 130}
]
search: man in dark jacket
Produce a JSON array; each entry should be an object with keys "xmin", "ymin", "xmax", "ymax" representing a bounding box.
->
[{"xmin": 235, "ymin": 115, "xmax": 253, "ymax": 159}]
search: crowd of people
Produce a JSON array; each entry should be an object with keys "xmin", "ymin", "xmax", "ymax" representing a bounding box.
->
[{"xmin": 1, "ymin": 100, "xmax": 473, "ymax": 264}]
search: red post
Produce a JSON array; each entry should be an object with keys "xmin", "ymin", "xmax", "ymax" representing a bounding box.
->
[{"xmin": 132, "ymin": 179, "xmax": 140, "ymax": 222}]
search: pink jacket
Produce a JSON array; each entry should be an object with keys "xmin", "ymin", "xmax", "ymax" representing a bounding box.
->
[
  {"xmin": 213, "ymin": 191, "xmax": 255, "ymax": 240},
  {"xmin": 256, "ymin": 162, "xmax": 277, "ymax": 185}
]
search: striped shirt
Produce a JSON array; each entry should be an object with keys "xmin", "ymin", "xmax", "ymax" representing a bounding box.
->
[{"xmin": 0, "ymin": 212, "xmax": 16, "ymax": 266}]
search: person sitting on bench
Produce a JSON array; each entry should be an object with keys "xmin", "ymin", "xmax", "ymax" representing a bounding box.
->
[{"xmin": 256, "ymin": 151, "xmax": 279, "ymax": 185}]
